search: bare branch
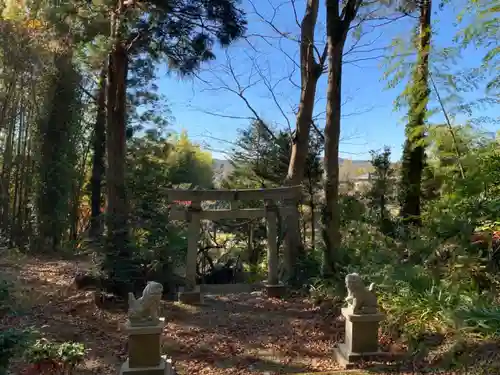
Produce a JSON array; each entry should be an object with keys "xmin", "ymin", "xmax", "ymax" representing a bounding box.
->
[
  {"xmin": 188, "ymin": 0, "xmax": 398, "ymax": 163},
  {"xmin": 248, "ymin": 0, "xmax": 300, "ymax": 43},
  {"xmin": 192, "ymin": 52, "xmax": 279, "ymax": 142},
  {"xmin": 189, "ymin": 108, "xmax": 255, "ymax": 121},
  {"xmin": 290, "ymin": 0, "xmax": 302, "ymax": 28},
  {"xmin": 250, "ymin": 56, "xmax": 293, "ymax": 134}
]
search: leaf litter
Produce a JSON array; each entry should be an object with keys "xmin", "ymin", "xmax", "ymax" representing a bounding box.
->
[
  {"xmin": 0, "ymin": 255, "xmax": 343, "ymax": 375},
  {"xmin": 6, "ymin": 254, "xmax": 495, "ymax": 374}
]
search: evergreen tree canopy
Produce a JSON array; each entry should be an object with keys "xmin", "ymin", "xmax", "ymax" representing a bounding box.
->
[
  {"xmin": 126, "ymin": 0, "xmax": 247, "ymax": 74},
  {"xmin": 229, "ymin": 120, "xmax": 323, "ymax": 188}
]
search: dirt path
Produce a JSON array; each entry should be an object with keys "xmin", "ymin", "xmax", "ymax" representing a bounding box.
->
[
  {"xmin": 0, "ymin": 253, "xmax": 344, "ymax": 375},
  {"xmin": 163, "ymin": 293, "xmax": 343, "ymax": 374}
]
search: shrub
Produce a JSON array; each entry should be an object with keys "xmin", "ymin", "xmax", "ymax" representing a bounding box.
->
[
  {"xmin": 454, "ymin": 304, "xmax": 500, "ymax": 338},
  {"xmin": 0, "ymin": 277, "xmax": 33, "ymax": 375},
  {"xmin": 22, "ymin": 339, "xmax": 86, "ymax": 375},
  {"xmin": 0, "ymin": 328, "xmax": 32, "ymax": 375},
  {"xmin": 329, "ymin": 215, "xmax": 500, "ymax": 348}
]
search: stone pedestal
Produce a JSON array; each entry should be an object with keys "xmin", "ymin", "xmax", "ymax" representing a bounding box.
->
[
  {"xmin": 178, "ymin": 285, "xmax": 202, "ymax": 305},
  {"xmin": 333, "ymin": 307, "xmax": 389, "ymax": 369},
  {"xmin": 265, "ymin": 284, "xmax": 287, "ymax": 298},
  {"xmin": 120, "ymin": 357, "xmax": 174, "ymax": 375},
  {"xmin": 119, "ymin": 319, "xmax": 175, "ymax": 375}
]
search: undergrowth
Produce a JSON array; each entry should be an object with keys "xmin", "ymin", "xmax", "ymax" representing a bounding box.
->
[
  {"xmin": 335, "ymin": 222, "xmax": 500, "ymax": 346},
  {"xmin": 0, "ymin": 275, "xmax": 87, "ymax": 375},
  {"xmin": 302, "ymin": 142, "xmax": 500, "ymax": 362}
]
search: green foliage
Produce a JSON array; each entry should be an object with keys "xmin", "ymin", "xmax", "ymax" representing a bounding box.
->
[
  {"xmin": 217, "ymin": 120, "xmax": 323, "ymax": 274},
  {"xmin": 229, "ymin": 120, "xmax": 323, "ymax": 188},
  {"xmin": 386, "ymin": 0, "xmax": 431, "ymax": 225},
  {"xmin": 0, "ymin": 277, "xmax": 33, "ymax": 375},
  {"xmin": 230, "ymin": 120, "xmax": 290, "ymax": 186},
  {"xmin": 424, "ymin": 130, "xmax": 500, "ymax": 238},
  {"xmin": 34, "ymin": 54, "xmax": 83, "ymax": 252},
  {"xmin": 166, "ymin": 131, "xmax": 214, "ymax": 188},
  {"xmin": 101, "ymin": 130, "xmax": 215, "ymax": 292},
  {"xmin": 380, "ymin": 279, "xmax": 467, "ymax": 340},
  {"xmin": 421, "ymin": 124, "xmax": 490, "ymax": 204},
  {"xmin": 333, "ymin": 221, "xmax": 500, "ymax": 345},
  {"xmin": 308, "ymin": 276, "xmax": 340, "ymax": 305},
  {"xmin": 0, "ymin": 277, "xmax": 85, "ymax": 375},
  {"xmin": 23, "ymin": 338, "xmax": 86, "ymax": 375},
  {"xmin": 453, "ymin": 0, "xmax": 499, "ymax": 95},
  {"xmin": 127, "ymin": 131, "xmax": 187, "ymax": 258},
  {"xmin": 313, "ymin": 131, "xmax": 500, "ymax": 348},
  {"xmin": 23, "ymin": 339, "xmax": 59, "ymax": 365},
  {"xmin": 398, "ymin": 137, "xmax": 425, "ymax": 224},
  {"xmin": 454, "ymin": 304, "xmax": 500, "ymax": 338},
  {"xmin": 127, "ymin": 0, "xmax": 247, "ymax": 74},
  {"xmin": 383, "ymin": 0, "xmax": 497, "ymax": 228},
  {"xmin": 383, "ymin": 1, "xmax": 498, "ymax": 129},
  {"xmin": 0, "ymin": 328, "xmax": 32, "ymax": 375},
  {"xmin": 338, "ymin": 194, "xmax": 366, "ymax": 225},
  {"xmin": 366, "ymin": 146, "xmax": 396, "ymax": 234},
  {"xmin": 1, "ymin": 0, "xmax": 499, "ymax": 370}
]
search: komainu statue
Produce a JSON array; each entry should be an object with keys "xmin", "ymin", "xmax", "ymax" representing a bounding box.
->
[
  {"xmin": 128, "ymin": 281, "xmax": 163, "ymax": 325},
  {"xmin": 344, "ymin": 273, "xmax": 378, "ymax": 314}
]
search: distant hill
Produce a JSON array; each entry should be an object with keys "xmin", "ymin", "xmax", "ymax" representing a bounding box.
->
[{"xmin": 212, "ymin": 158, "xmax": 374, "ymax": 182}]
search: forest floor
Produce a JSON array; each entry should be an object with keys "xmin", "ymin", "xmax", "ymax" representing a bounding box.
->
[
  {"xmin": 0, "ymin": 250, "xmax": 350, "ymax": 375},
  {"xmin": 1, "ymin": 250, "xmax": 497, "ymax": 375}
]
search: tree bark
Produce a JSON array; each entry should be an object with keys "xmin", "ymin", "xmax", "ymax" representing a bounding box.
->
[
  {"xmin": 11, "ymin": 103, "xmax": 24, "ymax": 241},
  {"xmin": 106, "ymin": 47, "xmax": 129, "ymax": 252},
  {"xmin": 1, "ymin": 105, "xmax": 15, "ymax": 232},
  {"xmin": 104, "ymin": 1, "xmax": 132, "ymax": 285},
  {"xmin": 399, "ymin": 0, "xmax": 432, "ymax": 225},
  {"xmin": 36, "ymin": 51, "xmax": 79, "ymax": 252},
  {"xmin": 323, "ymin": 43, "xmax": 343, "ymax": 278},
  {"xmin": 16, "ymin": 106, "xmax": 30, "ymax": 245},
  {"xmin": 283, "ymin": 0, "xmax": 323, "ymax": 284},
  {"xmin": 90, "ymin": 66, "xmax": 107, "ymax": 239},
  {"xmin": 322, "ymin": 0, "xmax": 361, "ymax": 277}
]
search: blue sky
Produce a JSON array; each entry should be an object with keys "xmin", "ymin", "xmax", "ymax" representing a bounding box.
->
[{"xmin": 155, "ymin": 0, "xmax": 497, "ymax": 161}]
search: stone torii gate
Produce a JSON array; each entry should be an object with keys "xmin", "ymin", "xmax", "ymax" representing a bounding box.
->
[{"xmin": 165, "ymin": 186, "xmax": 301, "ymax": 304}]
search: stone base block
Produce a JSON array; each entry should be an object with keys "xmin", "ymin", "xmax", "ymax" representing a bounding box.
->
[
  {"xmin": 265, "ymin": 284, "xmax": 286, "ymax": 298},
  {"xmin": 333, "ymin": 342, "xmax": 396, "ymax": 369},
  {"xmin": 342, "ymin": 309, "xmax": 384, "ymax": 354},
  {"xmin": 125, "ymin": 319, "xmax": 165, "ymax": 368},
  {"xmin": 120, "ymin": 356, "xmax": 175, "ymax": 375},
  {"xmin": 178, "ymin": 290, "xmax": 202, "ymax": 305}
]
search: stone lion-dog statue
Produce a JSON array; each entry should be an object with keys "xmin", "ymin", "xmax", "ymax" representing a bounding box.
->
[
  {"xmin": 345, "ymin": 273, "xmax": 378, "ymax": 314},
  {"xmin": 128, "ymin": 281, "xmax": 163, "ymax": 325}
]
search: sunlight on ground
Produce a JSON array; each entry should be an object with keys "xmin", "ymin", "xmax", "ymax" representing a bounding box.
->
[
  {"xmin": 171, "ymin": 301, "xmax": 202, "ymax": 313},
  {"xmin": 0, "ymin": 252, "xmax": 380, "ymax": 374},
  {"xmin": 269, "ymin": 372, "xmax": 370, "ymax": 375}
]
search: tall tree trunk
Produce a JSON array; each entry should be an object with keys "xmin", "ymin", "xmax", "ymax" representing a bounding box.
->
[
  {"xmin": 16, "ymin": 106, "xmax": 31, "ymax": 245},
  {"xmin": 104, "ymin": 1, "xmax": 133, "ymax": 289},
  {"xmin": 90, "ymin": 67, "xmax": 107, "ymax": 239},
  {"xmin": 399, "ymin": 0, "xmax": 432, "ymax": 225},
  {"xmin": 283, "ymin": 0, "xmax": 323, "ymax": 284},
  {"xmin": 322, "ymin": 0, "xmax": 361, "ymax": 277},
  {"xmin": 11, "ymin": 105, "xmax": 24, "ymax": 241},
  {"xmin": 70, "ymin": 132, "xmax": 92, "ymax": 242},
  {"xmin": 1, "ymin": 105, "xmax": 15, "ymax": 232},
  {"xmin": 36, "ymin": 51, "xmax": 79, "ymax": 252}
]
